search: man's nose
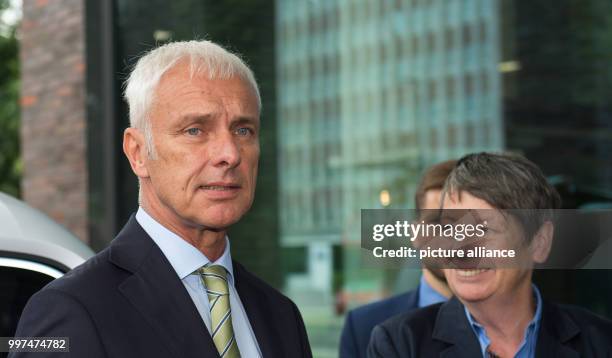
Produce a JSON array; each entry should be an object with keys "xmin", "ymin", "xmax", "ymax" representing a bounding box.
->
[{"xmin": 211, "ymin": 131, "xmax": 241, "ymax": 168}]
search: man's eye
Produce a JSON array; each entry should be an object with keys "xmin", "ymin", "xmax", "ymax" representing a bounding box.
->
[
  {"xmin": 235, "ymin": 127, "xmax": 253, "ymax": 136},
  {"xmin": 186, "ymin": 128, "xmax": 201, "ymax": 136}
]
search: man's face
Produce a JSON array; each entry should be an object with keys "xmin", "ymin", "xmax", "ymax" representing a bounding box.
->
[
  {"xmin": 142, "ymin": 62, "xmax": 260, "ymax": 230},
  {"xmin": 442, "ymin": 191, "xmax": 532, "ymax": 303},
  {"xmin": 422, "ymin": 189, "xmax": 442, "ymax": 211}
]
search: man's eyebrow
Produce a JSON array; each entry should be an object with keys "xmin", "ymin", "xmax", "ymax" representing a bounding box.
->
[
  {"xmin": 177, "ymin": 113, "xmax": 215, "ymax": 126},
  {"xmin": 174, "ymin": 114, "xmax": 259, "ymax": 129},
  {"xmin": 232, "ymin": 117, "xmax": 260, "ymax": 127}
]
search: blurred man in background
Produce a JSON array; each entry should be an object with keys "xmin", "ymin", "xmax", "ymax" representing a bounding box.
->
[
  {"xmin": 368, "ymin": 152, "xmax": 612, "ymax": 358},
  {"xmin": 339, "ymin": 160, "xmax": 456, "ymax": 358}
]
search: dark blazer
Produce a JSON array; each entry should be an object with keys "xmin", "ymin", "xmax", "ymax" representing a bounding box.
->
[
  {"xmin": 10, "ymin": 216, "xmax": 312, "ymax": 358},
  {"xmin": 340, "ymin": 289, "xmax": 418, "ymax": 358},
  {"xmin": 367, "ymin": 296, "xmax": 612, "ymax": 358}
]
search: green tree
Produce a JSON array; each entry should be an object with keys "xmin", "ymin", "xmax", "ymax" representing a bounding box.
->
[{"xmin": 0, "ymin": 0, "xmax": 20, "ymax": 197}]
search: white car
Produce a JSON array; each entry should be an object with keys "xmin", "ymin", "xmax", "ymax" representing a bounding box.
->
[{"xmin": 0, "ymin": 192, "xmax": 94, "ymax": 338}]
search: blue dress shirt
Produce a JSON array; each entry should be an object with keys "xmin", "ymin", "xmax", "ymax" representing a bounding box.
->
[
  {"xmin": 417, "ymin": 275, "xmax": 448, "ymax": 308},
  {"xmin": 136, "ymin": 208, "xmax": 262, "ymax": 357},
  {"xmin": 464, "ymin": 285, "xmax": 543, "ymax": 358}
]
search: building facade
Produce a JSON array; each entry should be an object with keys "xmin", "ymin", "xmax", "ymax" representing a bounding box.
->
[{"xmin": 277, "ymin": 0, "xmax": 503, "ymax": 305}]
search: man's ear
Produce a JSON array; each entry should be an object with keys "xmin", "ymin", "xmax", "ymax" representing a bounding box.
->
[
  {"xmin": 531, "ymin": 221, "xmax": 554, "ymax": 263},
  {"xmin": 123, "ymin": 127, "xmax": 150, "ymax": 178}
]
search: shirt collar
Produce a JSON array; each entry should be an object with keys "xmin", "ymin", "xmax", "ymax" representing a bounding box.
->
[
  {"xmin": 135, "ymin": 207, "xmax": 234, "ymax": 283},
  {"xmin": 531, "ymin": 284, "xmax": 543, "ymax": 325},
  {"xmin": 464, "ymin": 284, "xmax": 543, "ymax": 327},
  {"xmin": 464, "ymin": 284, "xmax": 543, "ymax": 356},
  {"xmin": 418, "ymin": 274, "xmax": 448, "ymax": 308}
]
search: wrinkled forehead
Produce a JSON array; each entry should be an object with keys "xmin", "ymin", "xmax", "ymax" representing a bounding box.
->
[
  {"xmin": 152, "ymin": 63, "xmax": 260, "ymax": 115},
  {"xmin": 163, "ymin": 60, "xmax": 256, "ymax": 92}
]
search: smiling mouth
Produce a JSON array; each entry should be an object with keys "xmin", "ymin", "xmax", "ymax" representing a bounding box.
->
[{"xmin": 456, "ymin": 268, "xmax": 491, "ymax": 277}]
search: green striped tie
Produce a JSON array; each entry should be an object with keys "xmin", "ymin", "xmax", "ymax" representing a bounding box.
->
[{"xmin": 198, "ymin": 265, "xmax": 241, "ymax": 358}]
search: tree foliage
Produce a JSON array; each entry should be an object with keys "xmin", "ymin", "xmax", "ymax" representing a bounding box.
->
[{"xmin": 0, "ymin": 0, "xmax": 20, "ymax": 197}]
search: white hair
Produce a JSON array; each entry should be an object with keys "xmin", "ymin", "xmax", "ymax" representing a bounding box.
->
[{"xmin": 124, "ymin": 40, "xmax": 261, "ymax": 158}]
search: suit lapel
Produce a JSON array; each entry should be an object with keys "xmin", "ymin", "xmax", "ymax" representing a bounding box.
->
[
  {"xmin": 535, "ymin": 301, "xmax": 580, "ymax": 358},
  {"xmin": 109, "ymin": 216, "xmax": 220, "ymax": 358},
  {"xmin": 432, "ymin": 297, "xmax": 484, "ymax": 358},
  {"xmin": 233, "ymin": 261, "xmax": 284, "ymax": 357},
  {"xmin": 432, "ymin": 297, "xmax": 581, "ymax": 358},
  {"xmin": 404, "ymin": 288, "xmax": 419, "ymax": 310}
]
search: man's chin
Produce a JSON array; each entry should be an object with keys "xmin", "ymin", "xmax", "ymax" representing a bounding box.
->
[
  {"xmin": 189, "ymin": 202, "xmax": 250, "ymax": 226},
  {"xmin": 195, "ymin": 218, "xmax": 237, "ymax": 231},
  {"xmin": 194, "ymin": 211, "xmax": 245, "ymax": 231}
]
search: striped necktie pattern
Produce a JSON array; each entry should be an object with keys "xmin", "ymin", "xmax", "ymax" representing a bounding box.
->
[{"xmin": 198, "ymin": 264, "xmax": 241, "ymax": 358}]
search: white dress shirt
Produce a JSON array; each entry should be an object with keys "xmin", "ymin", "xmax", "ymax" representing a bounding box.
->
[{"xmin": 136, "ymin": 207, "xmax": 262, "ymax": 357}]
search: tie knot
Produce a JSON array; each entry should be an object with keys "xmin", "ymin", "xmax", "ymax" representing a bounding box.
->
[
  {"xmin": 199, "ymin": 264, "xmax": 228, "ymax": 279},
  {"xmin": 198, "ymin": 264, "xmax": 230, "ymax": 295}
]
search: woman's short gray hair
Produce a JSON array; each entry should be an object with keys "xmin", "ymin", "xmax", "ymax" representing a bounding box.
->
[
  {"xmin": 443, "ymin": 152, "xmax": 561, "ymax": 241},
  {"xmin": 123, "ymin": 40, "xmax": 261, "ymax": 156}
]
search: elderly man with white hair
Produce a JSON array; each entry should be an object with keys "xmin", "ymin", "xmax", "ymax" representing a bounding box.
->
[{"xmin": 11, "ymin": 40, "xmax": 312, "ymax": 358}]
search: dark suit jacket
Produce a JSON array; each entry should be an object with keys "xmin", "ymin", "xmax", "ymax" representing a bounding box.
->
[
  {"xmin": 10, "ymin": 216, "xmax": 312, "ymax": 358},
  {"xmin": 340, "ymin": 289, "xmax": 418, "ymax": 358},
  {"xmin": 368, "ymin": 296, "xmax": 612, "ymax": 358}
]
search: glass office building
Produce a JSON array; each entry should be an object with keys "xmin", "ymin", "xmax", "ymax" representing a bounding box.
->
[{"xmin": 277, "ymin": 0, "xmax": 503, "ymax": 326}]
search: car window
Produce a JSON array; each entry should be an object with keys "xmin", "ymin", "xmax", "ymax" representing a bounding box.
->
[{"xmin": 0, "ymin": 265, "xmax": 56, "ymax": 340}]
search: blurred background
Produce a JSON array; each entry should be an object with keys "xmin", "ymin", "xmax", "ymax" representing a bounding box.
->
[{"xmin": 2, "ymin": 0, "xmax": 612, "ymax": 356}]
